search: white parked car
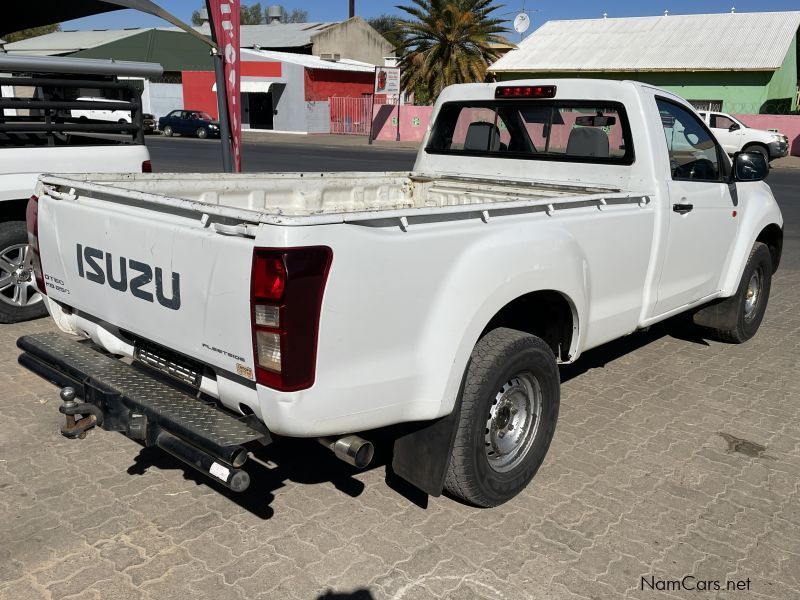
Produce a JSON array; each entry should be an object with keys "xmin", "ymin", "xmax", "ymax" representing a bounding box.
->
[
  {"xmin": 70, "ymin": 96, "xmax": 132, "ymax": 123},
  {"xmin": 19, "ymin": 79, "xmax": 783, "ymax": 507},
  {"xmin": 0, "ymin": 55, "xmax": 154, "ymax": 324},
  {"xmin": 698, "ymin": 110, "xmax": 789, "ymax": 161}
]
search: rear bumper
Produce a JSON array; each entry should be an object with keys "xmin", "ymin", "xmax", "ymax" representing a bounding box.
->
[{"xmin": 17, "ymin": 331, "xmax": 270, "ymax": 490}]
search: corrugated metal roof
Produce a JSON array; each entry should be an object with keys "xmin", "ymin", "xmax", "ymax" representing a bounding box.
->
[
  {"xmin": 3, "ymin": 22, "xmax": 338, "ymax": 57},
  {"xmin": 238, "ymin": 23, "xmax": 335, "ymax": 49},
  {"xmin": 489, "ymin": 11, "xmax": 800, "ymax": 73},
  {"xmin": 3, "ymin": 28, "xmax": 145, "ymax": 56},
  {"xmin": 241, "ymin": 48, "xmax": 375, "ymax": 72}
]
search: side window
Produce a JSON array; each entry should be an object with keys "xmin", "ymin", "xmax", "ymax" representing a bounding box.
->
[
  {"xmin": 710, "ymin": 114, "xmax": 736, "ymax": 130},
  {"xmin": 168, "ymin": 110, "xmax": 181, "ymax": 118},
  {"xmin": 656, "ymin": 99, "xmax": 722, "ymax": 182}
]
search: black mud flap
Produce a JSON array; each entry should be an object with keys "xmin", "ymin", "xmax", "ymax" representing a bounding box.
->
[
  {"xmin": 17, "ymin": 332, "xmax": 269, "ymax": 492},
  {"xmin": 391, "ymin": 397, "xmax": 462, "ymax": 498}
]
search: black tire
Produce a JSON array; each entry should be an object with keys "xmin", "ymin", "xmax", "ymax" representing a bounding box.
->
[
  {"xmin": 743, "ymin": 144, "xmax": 770, "ymax": 165},
  {"xmin": 0, "ymin": 221, "xmax": 47, "ymax": 324},
  {"xmin": 444, "ymin": 327, "xmax": 560, "ymax": 507},
  {"xmin": 698, "ymin": 242, "xmax": 772, "ymax": 343},
  {"xmin": 162, "ymin": 125, "xmax": 173, "ymax": 137},
  {"xmin": 196, "ymin": 127, "xmax": 208, "ymax": 139}
]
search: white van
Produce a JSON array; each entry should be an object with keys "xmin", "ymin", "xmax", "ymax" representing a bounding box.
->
[{"xmin": 71, "ymin": 96, "xmax": 132, "ymax": 123}]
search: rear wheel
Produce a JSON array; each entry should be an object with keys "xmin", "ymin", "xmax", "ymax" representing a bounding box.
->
[
  {"xmin": 0, "ymin": 221, "xmax": 46, "ymax": 323},
  {"xmin": 196, "ymin": 127, "xmax": 208, "ymax": 139},
  {"xmin": 444, "ymin": 328, "xmax": 560, "ymax": 507},
  {"xmin": 162, "ymin": 125, "xmax": 173, "ymax": 137}
]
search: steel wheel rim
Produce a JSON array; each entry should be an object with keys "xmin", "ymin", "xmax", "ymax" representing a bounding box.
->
[
  {"xmin": 0, "ymin": 243, "xmax": 42, "ymax": 308},
  {"xmin": 484, "ymin": 373, "xmax": 542, "ymax": 473},
  {"xmin": 744, "ymin": 268, "xmax": 762, "ymax": 320}
]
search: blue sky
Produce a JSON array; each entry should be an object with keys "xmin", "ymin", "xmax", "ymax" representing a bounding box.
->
[{"xmin": 63, "ymin": 0, "xmax": 800, "ymax": 31}]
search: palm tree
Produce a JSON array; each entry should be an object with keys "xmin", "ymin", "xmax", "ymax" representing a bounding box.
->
[{"xmin": 396, "ymin": 0, "xmax": 506, "ymax": 102}]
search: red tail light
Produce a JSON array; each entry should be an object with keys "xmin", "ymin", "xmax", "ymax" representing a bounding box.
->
[
  {"xmin": 142, "ymin": 160, "xmax": 152, "ymax": 173},
  {"xmin": 251, "ymin": 247, "xmax": 332, "ymax": 392},
  {"xmin": 25, "ymin": 195, "xmax": 46, "ymax": 294}
]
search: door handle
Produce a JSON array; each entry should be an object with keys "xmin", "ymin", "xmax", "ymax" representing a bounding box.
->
[{"xmin": 672, "ymin": 203, "xmax": 694, "ymax": 214}]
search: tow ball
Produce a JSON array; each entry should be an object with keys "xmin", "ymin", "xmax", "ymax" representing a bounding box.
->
[{"xmin": 58, "ymin": 387, "xmax": 104, "ymax": 439}]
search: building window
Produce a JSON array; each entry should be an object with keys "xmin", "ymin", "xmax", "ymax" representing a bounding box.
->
[{"xmin": 688, "ymin": 99, "xmax": 723, "ymax": 112}]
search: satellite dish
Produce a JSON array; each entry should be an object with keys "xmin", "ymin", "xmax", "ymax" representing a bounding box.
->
[{"xmin": 513, "ymin": 12, "xmax": 530, "ymax": 33}]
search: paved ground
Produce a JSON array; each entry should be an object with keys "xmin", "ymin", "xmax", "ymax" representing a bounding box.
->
[{"xmin": 1, "ymin": 169, "xmax": 799, "ymax": 600}]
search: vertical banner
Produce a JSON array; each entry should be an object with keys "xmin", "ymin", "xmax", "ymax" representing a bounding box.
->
[{"xmin": 207, "ymin": 0, "xmax": 241, "ymax": 171}]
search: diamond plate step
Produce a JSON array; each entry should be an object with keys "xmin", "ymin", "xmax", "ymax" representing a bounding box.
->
[{"xmin": 17, "ymin": 332, "xmax": 266, "ymax": 452}]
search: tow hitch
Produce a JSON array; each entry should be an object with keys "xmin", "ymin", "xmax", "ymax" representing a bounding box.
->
[
  {"xmin": 18, "ymin": 332, "xmax": 269, "ymax": 493},
  {"xmin": 59, "ymin": 386, "xmax": 103, "ymax": 439}
]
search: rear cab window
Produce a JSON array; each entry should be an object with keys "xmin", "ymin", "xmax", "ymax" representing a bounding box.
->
[{"xmin": 426, "ymin": 99, "xmax": 634, "ymax": 164}]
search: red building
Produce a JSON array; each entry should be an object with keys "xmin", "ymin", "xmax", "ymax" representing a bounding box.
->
[{"xmin": 182, "ymin": 49, "xmax": 375, "ymax": 133}]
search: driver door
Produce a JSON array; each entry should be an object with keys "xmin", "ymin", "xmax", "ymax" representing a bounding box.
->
[
  {"xmin": 709, "ymin": 112, "xmax": 743, "ymax": 154},
  {"xmin": 653, "ymin": 98, "xmax": 738, "ymax": 315}
]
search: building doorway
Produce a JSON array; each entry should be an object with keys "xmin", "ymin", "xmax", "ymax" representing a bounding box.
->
[{"xmin": 249, "ymin": 92, "xmax": 273, "ymax": 129}]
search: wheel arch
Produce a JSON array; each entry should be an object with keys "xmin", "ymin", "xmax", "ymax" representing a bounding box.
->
[
  {"xmin": 0, "ymin": 199, "xmax": 29, "ymax": 223},
  {"xmin": 755, "ymin": 223, "xmax": 782, "ymax": 273},
  {"xmin": 480, "ymin": 289, "xmax": 579, "ymax": 362}
]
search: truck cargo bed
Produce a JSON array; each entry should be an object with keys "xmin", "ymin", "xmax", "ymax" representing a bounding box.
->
[{"xmin": 38, "ymin": 171, "xmax": 640, "ymax": 226}]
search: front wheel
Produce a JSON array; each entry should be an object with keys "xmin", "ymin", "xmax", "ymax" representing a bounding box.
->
[
  {"xmin": 444, "ymin": 328, "xmax": 560, "ymax": 507},
  {"xmin": 162, "ymin": 125, "xmax": 173, "ymax": 137},
  {"xmin": 196, "ymin": 127, "xmax": 208, "ymax": 139},
  {"xmin": 695, "ymin": 242, "xmax": 772, "ymax": 343},
  {"xmin": 743, "ymin": 144, "xmax": 770, "ymax": 165},
  {"xmin": 0, "ymin": 221, "xmax": 47, "ymax": 323}
]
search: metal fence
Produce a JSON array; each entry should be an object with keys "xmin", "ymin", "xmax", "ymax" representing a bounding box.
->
[{"xmin": 329, "ymin": 96, "xmax": 373, "ymax": 135}]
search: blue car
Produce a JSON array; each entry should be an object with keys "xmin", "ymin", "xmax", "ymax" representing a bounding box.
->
[{"xmin": 158, "ymin": 110, "xmax": 220, "ymax": 139}]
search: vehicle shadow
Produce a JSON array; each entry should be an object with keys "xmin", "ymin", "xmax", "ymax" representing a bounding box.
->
[
  {"xmin": 127, "ymin": 313, "xmax": 713, "ymax": 518},
  {"xmin": 560, "ymin": 312, "xmax": 711, "ymax": 383}
]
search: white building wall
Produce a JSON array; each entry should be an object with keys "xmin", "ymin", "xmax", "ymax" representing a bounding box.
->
[{"xmin": 147, "ymin": 82, "xmax": 183, "ymax": 119}]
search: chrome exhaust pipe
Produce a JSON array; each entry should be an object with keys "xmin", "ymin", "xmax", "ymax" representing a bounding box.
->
[{"xmin": 318, "ymin": 435, "xmax": 374, "ymax": 469}]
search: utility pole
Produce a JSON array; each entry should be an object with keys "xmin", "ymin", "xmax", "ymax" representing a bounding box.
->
[{"xmin": 349, "ymin": 0, "xmax": 355, "ymax": 18}]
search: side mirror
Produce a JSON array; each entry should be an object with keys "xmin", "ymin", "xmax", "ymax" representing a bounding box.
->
[
  {"xmin": 732, "ymin": 151, "xmax": 768, "ymax": 182},
  {"xmin": 728, "ymin": 122, "xmax": 741, "ymax": 132}
]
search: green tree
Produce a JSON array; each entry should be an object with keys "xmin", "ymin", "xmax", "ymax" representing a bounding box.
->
[
  {"xmin": 191, "ymin": 4, "xmax": 308, "ymax": 25},
  {"xmin": 367, "ymin": 13, "xmax": 406, "ymax": 52},
  {"xmin": 191, "ymin": 3, "xmax": 267, "ymax": 26},
  {"xmin": 396, "ymin": 0, "xmax": 505, "ymax": 102},
  {"xmin": 4, "ymin": 23, "xmax": 61, "ymax": 43},
  {"xmin": 241, "ymin": 2, "xmax": 265, "ymax": 24}
]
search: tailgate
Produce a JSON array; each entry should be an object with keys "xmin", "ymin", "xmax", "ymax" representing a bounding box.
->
[{"xmin": 36, "ymin": 182, "xmax": 258, "ymax": 380}]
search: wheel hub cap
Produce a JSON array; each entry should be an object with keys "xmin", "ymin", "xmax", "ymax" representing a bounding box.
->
[
  {"xmin": 744, "ymin": 269, "xmax": 762, "ymax": 319},
  {"xmin": 0, "ymin": 243, "xmax": 42, "ymax": 308},
  {"xmin": 485, "ymin": 374, "xmax": 542, "ymax": 473}
]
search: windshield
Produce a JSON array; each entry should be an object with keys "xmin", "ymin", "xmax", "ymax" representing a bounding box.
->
[{"xmin": 426, "ymin": 100, "xmax": 634, "ymax": 164}]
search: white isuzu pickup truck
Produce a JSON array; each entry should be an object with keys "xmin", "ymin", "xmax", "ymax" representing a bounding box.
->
[{"xmin": 18, "ymin": 80, "xmax": 783, "ymax": 507}]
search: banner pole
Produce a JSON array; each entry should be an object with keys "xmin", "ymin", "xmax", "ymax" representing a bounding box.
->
[
  {"xmin": 395, "ymin": 96, "xmax": 401, "ymax": 142},
  {"xmin": 368, "ymin": 67, "xmax": 377, "ymax": 145},
  {"xmin": 211, "ymin": 47, "xmax": 233, "ymax": 173}
]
